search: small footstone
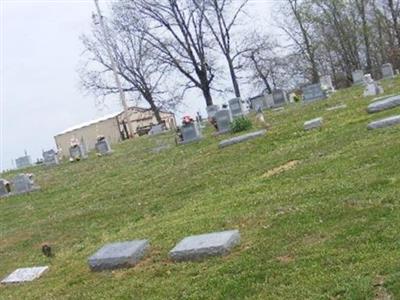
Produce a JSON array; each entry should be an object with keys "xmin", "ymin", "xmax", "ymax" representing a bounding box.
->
[
  {"xmin": 1, "ymin": 266, "xmax": 48, "ymax": 284},
  {"xmin": 88, "ymin": 240, "xmax": 149, "ymax": 271},
  {"xmin": 304, "ymin": 117, "xmax": 323, "ymax": 131},
  {"xmin": 169, "ymin": 230, "xmax": 240, "ymax": 262},
  {"xmin": 367, "ymin": 95, "xmax": 400, "ymax": 113},
  {"xmin": 367, "ymin": 115, "xmax": 400, "ymax": 130},
  {"xmin": 218, "ymin": 130, "xmax": 266, "ymax": 149},
  {"xmin": 326, "ymin": 104, "xmax": 347, "ymax": 111}
]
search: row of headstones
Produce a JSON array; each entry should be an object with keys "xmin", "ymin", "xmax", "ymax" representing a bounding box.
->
[
  {"xmin": 0, "ymin": 174, "xmax": 40, "ymax": 198},
  {"xmin": 1, "ymin": 229, "xmax": 240, "ymax": 284},
  {"xmin": 352, "ymin": 63, "xmax": 397, "ymax": 85},
  {"xmin": 302, "ymin": 94, "xmax": 400, "ymax": 131}
]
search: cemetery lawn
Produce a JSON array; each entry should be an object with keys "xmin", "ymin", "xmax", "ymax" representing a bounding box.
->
[{"xmin": 1, "ymin": 78, "xmax": 400, "ymax": 299}]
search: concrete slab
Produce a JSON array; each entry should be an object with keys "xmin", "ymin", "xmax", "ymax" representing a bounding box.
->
[
  {"xmin": 326, "ymin": 104, "xmax": 347, "ymax": 111},
  {"xmin": 170, "ymin": 230, "xmax": 240, "ymax": 262},
  {"xmin": 367, "ymin": 95, "xmax": 400, "ymax": 113},
  {"xmin": 304, "ymin": 117, "xmax": 323, "ymax": 131},
  {"xmin": 1, "ymin": 266, "xmax": 48, "ymax": 284},
  {"xmin": 88, "ymin": 240, "xmax": 149, "ymax": 271},
  {"xmin": 218, "ymin": 130, "xmax": 266, "ymax": 149},
  {"xmin": 367, "ymin": 115, "xmax": 400, "ymax": 130}
]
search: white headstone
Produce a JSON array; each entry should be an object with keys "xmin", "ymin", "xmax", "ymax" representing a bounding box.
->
[
  {"xmin": 352, "ymin": 69, "xmax": 364, "ymax": 84},
  {"xmin": 320, "ymin": 75, "xmax": 335, "ymax": 91},
  {"xmin": 304, "ymin": 117, "xmax": 323, "ymax": 131},
  {"xmin": 1, "ymin": 266, "xmax": 48, "ymax": 284},
  {"xmin": 228, "ymin": 98, "xmax": 244, "ymax": 119}
]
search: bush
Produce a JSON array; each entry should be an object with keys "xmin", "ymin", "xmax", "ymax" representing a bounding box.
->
[{"xmin": 230, "ymin": 116, "xmax": 253, "ymax": 133}]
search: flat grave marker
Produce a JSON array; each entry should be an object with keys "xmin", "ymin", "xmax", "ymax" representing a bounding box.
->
[
  {"xmin": 219, "ymin": 130, "xmax": 266, "ymax": 149},
  {"xmin": 304, "ymin": 117, "xmax": 323, "ymax": 131},
  {"xmin": 367, "ymin": 115, "xmax": 400, "ymax": 130},
  {"xmin": 169, "ymin": 230, "xmax": 240, "ymax": 262},
  {"xmin": 1, "ymin": 266, "xmax": 48, "ymax": 284},
  {"xmin": 88, "ymin": 240, "xmax": 149, "ymax": 271},
  {"xmin": 367, "ymin": 95, "xmax": 400, "ymax": 113},
  {"xmin": 326, "ymin": 104, "xmax": 347, "ymax": 111}
]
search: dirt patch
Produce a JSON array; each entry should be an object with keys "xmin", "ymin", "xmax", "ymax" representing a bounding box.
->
[
  {"xmin": 262, "ymin": 160, "xmax": 300, "ymax": 179},
  {"xmin": 302, "ymin": 233, "xmax": 327, "ymax": 246},
  {"xmin": 276, "ymin": 255, "xmax": 295, "ymax": 263},
  {"xmin": 373, "ymin": 276, "xmax": 393, "ymax": 300}
]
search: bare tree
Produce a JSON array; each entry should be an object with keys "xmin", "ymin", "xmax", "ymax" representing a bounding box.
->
[
  {"xmin": 130, "ymin": 0, "xmax": 217, "ymax": 107},
  {"xmin": 79, "ymin": 9, "xmax": 179, "ymax": 123},
  {"xmin": 196, "ymin": 0, "xmax": 249, "ymax": 98}
]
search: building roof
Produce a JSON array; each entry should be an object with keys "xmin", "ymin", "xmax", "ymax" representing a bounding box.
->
[{"xmin": 55, "ymin": 111, "xmax": 122, "ymax": 136}]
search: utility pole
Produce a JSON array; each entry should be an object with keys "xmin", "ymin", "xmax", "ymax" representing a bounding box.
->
[{"xmin": 93, "ymin": 0, "xmax": 134, "ymax": 138}]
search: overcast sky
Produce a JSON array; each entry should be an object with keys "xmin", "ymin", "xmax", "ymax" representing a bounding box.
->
[{"xmin": 1, "ymin": 0, "xmax": 275, "ymax": 172}]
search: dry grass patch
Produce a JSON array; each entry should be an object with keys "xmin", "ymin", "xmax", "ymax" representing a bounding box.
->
[{"xmin": 262, "ymin": 160, "xmax": 301, "ymax": 179}]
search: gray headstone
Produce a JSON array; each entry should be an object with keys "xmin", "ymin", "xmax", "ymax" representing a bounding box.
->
[
  {"xmin": 215, "ymin": 109, "xmax": 232, "ymax": 134},
  {"xmin": 148, "ymin": 124, "xmax": 164, "ymax": 135},
  {"xmin": 95, "ymin": 138, "xmax": 112, "ymax": 155},
  {"xmin": 367, "ymin": 115, "xmax": 400, "ymax": 130},
  {"xmin": 169, "ymin": 230, "xmax": 240, "ymax": 262},
  {"xmin": 88, "ymin": 240, "xmax": 149, "ymax": 271},
  {"xmin": 265, "ymin": 94, "xmax": 274, "ymax": 108},
  {"xmin": 228, "ymin": 98, "xmax": 244, "ymax": 119},
  {"xmin": 250, "ymin": 95, "xmax": 265, "ymax": 111},
  {"xmin": 69, "ymin": 144, "xmax": 86, "ymax": 160},
  {"xmin": 272, "ymin": 89, "xmax": 287, "ymax": 107},
  {"xmin": 302, "ymin": 84, "xmax": 327, "ymax": 102},
  {"xmin": 381, "ymin": 63, "xmax": 394, "ymax": 79},
  {"xmin": 180, "ymin": 123, "xmax": 202, "ymax": 144},
  {"xmin": 1, "ymin": 266, "xmax": 48, "ymax": 284},
  {"xmin": 326, "ymin": 104, "xmax": 347, "ymax": 111},
  {"xmin": 320, "ymin": 75, "xmax": 335, "ymax": 91},
  {"xmin": 206, "ymin": 105, "xmax": 220, "ymax": 119},
  {"xmin": 0, "ymin": 179, "xmax": 10, "ymax": 197},
  {"xmin": 42, "ymin": 149, "xmax": 59, "ymax": 166},
  {"xmin": 367, "ymin": 95, "xmax": 400, "ymax": 113},
  {"xmin": 13, "ymin": 174, "xmax": 36, "ymax": 194},
  {"xmin": 218, "ymin": 130, "xmax": 266, "ymax": 149},
  {"xmin": 352, "ymin": 69, "xmax": 364, "ymax": 84},
  {"xmin": 15, "ymin": 156, "xmax": 31, "ymax": 169},
  {"xmin": 304, "ymin": 117, "xmax": 323, "ymax": 131}
]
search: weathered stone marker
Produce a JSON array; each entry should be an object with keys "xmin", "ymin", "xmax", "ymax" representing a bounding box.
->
[
  {"xmin": 206, "ymin": 105, "xmax": 220, "ymax": 119},
  {"xmin": 367, "ymin": 95, "xmax": 400, "ymax": 113},
  {"xmin": 381, "ymin": 63, "xmax": 394, "ymax": 79},
  {"xmin": 367, "ymin": 115, "xmax": 400, "ymax": 130},
  {"xmin": 180, "ymin": 123, "xmax": 202, "ymax": 144},
  {"xmin": 228, "ymin": 98, "xmax": 244, "ymax": 119},
  {"xmin": 42, "ymin": 149, "xmax": 59, "ymax": 166},
  {"xmin": 304, "ymin": 117, "xmax": 323, "ymax": 131},
  {"xmin": 302, "ymin": 84, "xmax": 327, "ymax": 103},
  {"xmin": 170, "ymin": 230, "xmax": 240, "ymax": 262},
  {"xmin": 1, "ymin": 266, "xmax": 48, "ymax": 284},
  {"xmin": 215, "ymin": 109, "xmax": 232, "ymax": 134},
  {"xmin": 352, "ymin": 69, "xmax": 364, "ymax": 85},
  {"xmin": 320, "ymin": 75, "xmax": 335, "ymax": 92},
  {"xmin": 218, "ymin": 130, "xmax": 266, "ymax": 149},
  {"xmin": 12, "ymin": 174, "xmax": 40, "ymax": 195},
  {"xmin": 326, "ymin": 104, "xmax": 347, "ymax": 111},
  {"xmin": 15, "ymin": 155, "xmax": 31, "ymax": 169},
  {"xmin": 363, "ymin": 74, "xmax": 384, "ymax": 97},
  {"xmin": 69, "ymin": 144, "xmax": 87, "ymax": 161},
  {"xmin": 88, "ymin": 240, "xmax": 149, "ymax": 271},
  {"xmin": 272, "ymin": 89, "xmax": 287, "ymax": 107},
  {"xmin": 95, "ymin": 137, "xmax": 112, "ymax": 156}
]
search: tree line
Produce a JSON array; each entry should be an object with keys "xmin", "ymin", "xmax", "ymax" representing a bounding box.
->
[{"xmin": 79, "ymin": 0, "xmax": 400, "ymax": 122}]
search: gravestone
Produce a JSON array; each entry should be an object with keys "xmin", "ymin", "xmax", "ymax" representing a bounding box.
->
[
  {"xmin": 363, "ymin": 74, "xmax": 384, "ymax": 97},
  {"xmin": 352, "ymin": 69, "xmax": 364, "ymax": 84},
  {"xmin": 219, "ymin": 130, "xmax": 266, "ymax": 149},
  {"xmin": 148, "ymin": 124, "xmax": 164, "ymax": 135},
  {"xmin": 304, "ymin": 117, "xmax": 323, "ymax": 131},
  {"xmin": 69, "ymin": 144, "xmax": 86, "ymax": 161},
  {"xmin": 265, "ymin": 94, "xmax": 274, "ymax": 108},
  {"xmin": 272, "ymin": 89, "xmax": 287, "ymax": 107},
  {"xmin": 320, "ymin": 75, "xmax": 335, "ymax": 91},
  {"xmin": 88, "ymin": 240, "xmax": 149, "ymax": 271},
  {"xmin": 0, "ymin": 179, "xmax": 10, "ymax": 197},
  {"xmin": 12, "ymin": 174, "xmax": 38, "ymax": 194},
  {"xmin": 228, "ymin": 98, "xmax": 244, "ymax": 119},
  {"xmin": 250, "ymin": 95, "xmax": 265, "ymax": 111},
  {"xmin": 335, "ymin": 71, "xmax": 352, "ymax": 89},
  {"xmin": 42, "ymin": 150, "xmax": 59, "ymax": 166},
  {"xmin": 1, "ymin": 266, "xmax": 48, "ymax": 284},
  {"xmin": 206, "ymin": 105, "xmax": 220, "ymax": 119},
  {"xmin": 180, "ymin": 123, "xmax": 202, "ymax": 144},
  {"xmin": 214, "ymin": 109, "xmax": 232, "ymax": 134},
  {"xmin": 169, "ymin": 230, "xmax": 240, "ymax": 262},
  {"xmin": 381, "ymin": 63, "xmax": 394, "ymax": 79},
  {"xmin": 367, "ymin": 95, "xmax": 400, "ymax": 113},
  {"xmin": 95, "ymin": 137, "xmax": 112, "ymax": 155},
  {"xmin": 367, "ymin": 115, "xmax": 400, "ymax": 130},
  {"xmin": 15, "ymin": 156, "xmax": 31, "ymax": 169},
  {"xmin": 302, "ymin": 84, "xmax": 327, "ymax": 103},
  {"xmin": 326, "ymin": 104, "xmax": 347, "ymax": 111}
]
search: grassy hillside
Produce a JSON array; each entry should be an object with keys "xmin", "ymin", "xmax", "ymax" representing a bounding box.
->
[{"xmin": 1, "ymin": 77, "xmax": 400, "ymax": 299}]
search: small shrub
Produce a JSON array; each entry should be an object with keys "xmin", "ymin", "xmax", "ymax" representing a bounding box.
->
[{"xmin": 231, "ymin": 117, "xmax": 253, "ymax": 133}]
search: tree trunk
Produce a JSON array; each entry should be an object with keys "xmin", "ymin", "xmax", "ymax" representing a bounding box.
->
[
  {"xmin": 202, "ymin": 85, "xmax": 214, "ymax": 106},
  {"xmin": 227, "ymin": 56, "xmax": 241, "ymax": 98},
  {"xmin": 144, "ymin": 91, "xmax": 162, "ymax": 123},
  {"xmin": 388, "ymin": 0, "xmax": 400, "ymax": 47}
]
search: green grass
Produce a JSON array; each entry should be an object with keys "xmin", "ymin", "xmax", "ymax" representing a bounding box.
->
[{"xmin": 1, "ymin": 77, "xmax": 400, "ymax": 299}]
